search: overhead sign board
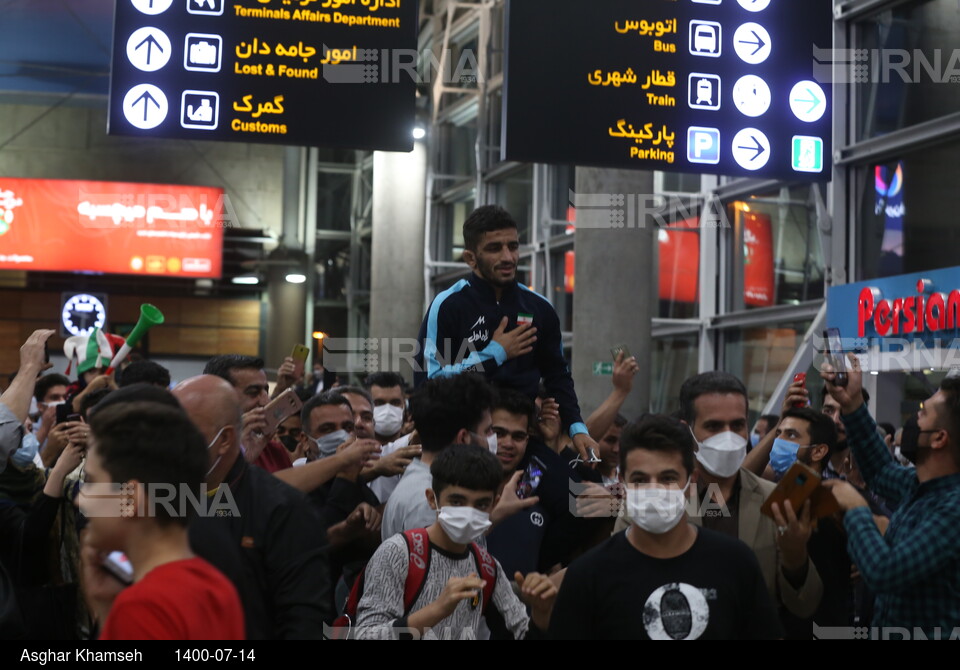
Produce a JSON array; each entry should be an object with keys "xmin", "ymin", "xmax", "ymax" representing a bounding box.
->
[
  {"xmin": 503, "ymin": 0, "xmax": 832, "ymax": 181},
  {"xmin": 109, "ymin": 0, "xmax": 418, "ymax": 151}
]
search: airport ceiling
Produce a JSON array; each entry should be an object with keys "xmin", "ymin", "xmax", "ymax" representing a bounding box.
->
[{"xmin": 0, "ymin": 0, "xmax": 114, "ymax": 100}]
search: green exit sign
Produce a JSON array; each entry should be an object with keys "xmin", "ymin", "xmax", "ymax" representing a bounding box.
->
[{"xmin": 593, "ymin": 361, "xmax": 614, "ymax": 376}]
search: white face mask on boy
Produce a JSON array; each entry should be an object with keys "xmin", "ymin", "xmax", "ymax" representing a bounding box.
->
[{"xmin": 436, "ymin": 506, "xmax": 492, "ymax": 544}]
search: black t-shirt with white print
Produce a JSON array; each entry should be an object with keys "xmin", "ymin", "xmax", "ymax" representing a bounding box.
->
[{"xmin": 549, "ymin": 526, "xmax": 782, "ymax": 640}]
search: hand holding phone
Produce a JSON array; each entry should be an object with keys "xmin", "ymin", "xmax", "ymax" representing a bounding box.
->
[
  {"xmin": 517, "ymin": 457, "xmax": 545, "ymax": 499},
  {"xmin": 792, "ymin": 373, "xmax": 807, "ymax": 408},
  {"xmin": 290, "ymin": 344, "xmax": 310, "ymax": 380},
  {"xmin": 102, "ymin": 551, "xmax": 134, "ymax": 585},
  {"xmin": 823, "ymin": 328, "xmax": 848, "ymax": 387},
  {"xmin": 261, "ymin": 388, "xmax": 304, "ymax": 438},
  {"xmin": 761, "ymin": 462, "xmax": 830, "ymax": 521}
]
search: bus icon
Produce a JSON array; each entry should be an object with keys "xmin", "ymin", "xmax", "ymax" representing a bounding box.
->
[{"xmin": 690, "ymin": 21, "xmax": 722, "ymax": 57}]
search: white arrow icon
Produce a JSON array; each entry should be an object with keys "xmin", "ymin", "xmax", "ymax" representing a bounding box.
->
[
  {"xmin": 789, "ymin": 81, "xmax": 827, "ymax": 122},
  {"xmin": 131, "ymin": 0, "xmax": 173, "ymax": 15},
  {"xmin": 126, "ymin": 27, "xmax": 171, "ymax": 72},
  {"xmin": 732, "ymin": 128, "xmax": 771, "ymax": 170},
  {"xmin": 122, "ymin": 84, "xmax": 168, "ymax": 130},
  {"xmin": 733, "ymin": 22, "xmax": 771, "ymax": 65},
  {"xmin": 737, "ymin": 0, "xmax": 771, "ymax": 11}
]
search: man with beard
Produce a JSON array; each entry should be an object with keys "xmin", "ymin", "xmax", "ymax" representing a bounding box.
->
[
  {"xmin": 820, "ymin": 385, "xmax": 869, "ymax": 480},
  {"xmin": 414, "ymin": 205, "xmax": 598, "ymax": 464},
  {"xmin": 824, "ymin": 359, "xmax": 960, "ymax": 635},
  {"xmin": 678, "ymin": 372, "xmax": 822, "ymax": 623},
  {"xmin": 768, "ymin": 407, "xmax": 850, "ymax": 637}
]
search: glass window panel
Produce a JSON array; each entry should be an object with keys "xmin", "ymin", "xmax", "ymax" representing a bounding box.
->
[
  {"xmin": 316, "ymin": 171, "xmax": 353, "ymax": 232},
  {"xmin": 491, "ymin": 166, "xmax": 533, "ymax": 244},
  {"xmin": 438, "ymin": 123, "xmax": 478, "ymax": 179},
  {"xmin": 435, "ymin": 198, "xmax": 475, "ymax": 262},
  {"xmin": 548, "ymin": 165, "xmax": 577, "ymax": 222},
  {"xmin": 657, "ymin": 213, "xmax": 701, "ymax": 319},
  {"xmin": 857, "ymin": 139, "xmax": 960, "ymax": 280},
  {"xmin": 650, "ymin": 335, "xmax": 700, "ymax": 415},
  {"xmin": 856, "ymin": 0, "xmax": 960, "ymax": 140},
  {"xmin": 659, "ymin": 172, "xmax": 703, "ymax": 193},
  {"xmin": 314, "ymin": 239, "xmax": 350, "ymax": 301},
  {"xmin": 723, "ymin": 320, "xmax": 812, "ymax": 422},
  {"xmin": 485, "ymin": 89, "xmax": 503, "ymax": 169},
  {"xmin": 726, "ymin": 186, "xmax": 825, "ymax": 311},
  {"xmin": 550, "ymin": 249, "xmax": 575, "ymax": 332}
]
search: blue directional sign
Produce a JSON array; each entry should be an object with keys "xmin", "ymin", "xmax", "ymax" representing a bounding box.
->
[{"xmin": 504, "ymin": 0, "xmax": 833, "ymax": 181}]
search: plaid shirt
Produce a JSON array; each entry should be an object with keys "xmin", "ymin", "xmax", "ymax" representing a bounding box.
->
[{"xmin": 842, "ymin": 404, "xmax": 960, "ymax": 632}]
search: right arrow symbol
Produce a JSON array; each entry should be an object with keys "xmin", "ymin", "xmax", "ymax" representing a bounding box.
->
[
  {"xmin": 738, "ymin": 30, "xmax": 766, "ymax": 56},
  {"xmin": 736, "ymin": 135, "xmax": 766, "ymax": 161},
  {"xmin": 133, "ymin": 89, "xmax": 161, "ymax": 123},
  {"xmin": 795, "ymin": 88, "xmax": 822, "ymax": 114}
]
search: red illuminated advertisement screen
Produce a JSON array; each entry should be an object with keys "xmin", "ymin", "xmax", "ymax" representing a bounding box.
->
[
  {"xmin": 658, "ymin": 219, "xmax": 699, "ymax": 303},
  {"xmin": 0, "ymin": 178, "xmax": 224, "ymax": 278},
  {"xmin": 743, "ymin": 212, "xmax": 774, "ymax": 307}
]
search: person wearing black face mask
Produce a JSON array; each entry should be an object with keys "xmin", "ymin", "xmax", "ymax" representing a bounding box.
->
[
  {"xmin": 276, "ymin": 415, "xmax": 303, "ymax": 454},
  {"xmin": 823, "ymin": 358, "xmax": 960, "ymax": 634},
  {"xmin": 898, "ymin": 416, "xmax": 937, "ymax": 465}
]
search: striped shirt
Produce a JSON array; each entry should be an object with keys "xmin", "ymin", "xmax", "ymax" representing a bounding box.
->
[{"xmin": 355, "ymin": 533, "xmax": 530, "ymax": 640}]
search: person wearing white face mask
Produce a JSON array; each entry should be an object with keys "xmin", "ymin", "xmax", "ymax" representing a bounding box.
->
[
  {"xmin": 550, "ymin": 415, "xmax": 782, "ymax": 639},
  {"xmin": 355, "ymin": 445, "xmax": 557, "ymax": 640},
  {"xmin": 381, "ymin": 374, "xmax": 497, "ymax": 541},
  {"xmin": 340, "ymin": 385, "xmax": 423, "ymax": 505},
  {"xmin": 363, "ymin": 374, "xmax": 422, "ymax": 504},
  {"xmin": 365, "ymin": 372, "xmax": 409, "ymax": 445},
  {"xmin": 676, "ymin": 371, "xmax": 823, "ymax": 625}
]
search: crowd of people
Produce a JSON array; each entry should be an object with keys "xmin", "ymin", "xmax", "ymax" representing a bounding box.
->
[{"xmin": 0, "ymin": 205, "xmax": 957, "ymax": 640}]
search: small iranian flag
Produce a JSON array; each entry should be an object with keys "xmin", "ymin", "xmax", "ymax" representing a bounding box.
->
[{"xmin": 518, "ymin": 313, "xmax": 534, "ymax": 326}]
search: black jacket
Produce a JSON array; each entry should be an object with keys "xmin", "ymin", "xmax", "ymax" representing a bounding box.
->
[
  {"xmin": 189, "ymin": 456, "xmax": 333, "ymax": 640},
  {"xmin": 415, "ymin": 274, "xmax": 585, "ymax": 431}
]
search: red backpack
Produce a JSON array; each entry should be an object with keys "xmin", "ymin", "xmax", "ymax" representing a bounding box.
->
[{"xmin": 331, "ymin": 528, "xmax": 497, "ymax": 639}]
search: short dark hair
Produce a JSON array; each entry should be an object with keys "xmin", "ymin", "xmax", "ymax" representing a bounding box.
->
[
  {"xmin": 34, "ymin": 374, "xmax": 70, "ymax": 403},
  {"xmin": 613, "ymin": 413, "xmax": 628, "ymax": 428},
  {"xmin": 781, "ymin": 407, "xmax": 839, "ymax": 462},
  {"xmin": 491, "ymin": 387, "xmax": 535, "ymax": 429},
  {"xmin": 88, "ymin": 383, "xmax": 182, "ymax": 419},
  {"xmin": 430, "ymin": 444, "xmax": 503, "ymax": 498},
  {"xmin": 758, "ymin": 414, "xmax": 780, "ymax": 431},
  {"xmin": 411, "ymin": 373, "xmax": 493, "ymax": 453},
  {"xmin": 203, "ymin": 355, "xmax": 264, "ymax": 386},
  {"xmin": 678, "ymin": 372, "xmax": 748, "ymax": 424},
  {"xmin": 363, "ymin": 372, "xmax": 406, "ymax": 391},
  {"xmin": 119, "ymin": 360, "xmax": 171, "ymax": 389},
  {"xmin": 463, "ymin": 205, "xmax": 518, "ymax": 253},
  {"xmin": 301, "ymin": 391, "xmax": 352, "ymax": 433},
  {"xmin": 820, "ymin": 384, "xmax": 869, "ymax": 408},
  {"xmin": 79, "ymin": 388, "xmax": 114, "ymax": 419},
  {"xmin": 89, "ymin": 401, "xmax": 207, "ymax": 527},
  {"xmin": 293, "ymin": 386, "xmax": 314, "ymax": 403},
  {"xmin": 934, "ymin": 377, "xmax": 960, "ymax": 468},
  {"xmin": 619, "ymin": 414, "xmax": 696, "ymax": 479},
  {"xmin": 337, "ymin": 385, "xmax": 373, "ymax": 411}
]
